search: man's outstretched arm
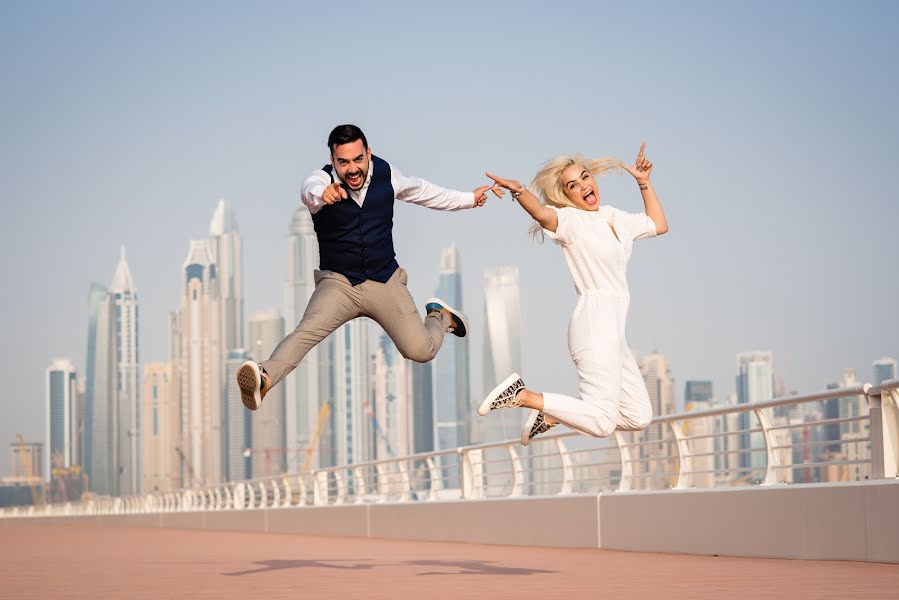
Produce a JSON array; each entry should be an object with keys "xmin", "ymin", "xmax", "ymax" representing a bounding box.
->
[{"xmin": 392, "ymin": 165, "xmax": 491, "ymax": 211}]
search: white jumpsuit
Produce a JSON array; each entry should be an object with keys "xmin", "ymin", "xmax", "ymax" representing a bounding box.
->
[{"xmin": 541, "ymin": 204, "xmax": 657, "ymax": 438}]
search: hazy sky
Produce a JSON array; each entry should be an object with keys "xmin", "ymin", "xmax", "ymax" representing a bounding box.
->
[{"xmin": 1, "ymin": 1, "xmax": 897, "ymax": 476}]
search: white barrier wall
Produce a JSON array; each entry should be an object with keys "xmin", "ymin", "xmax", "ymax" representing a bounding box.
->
[{"xmin": 14, "ymin": 481, "xmax": 899, "ymax": 563}]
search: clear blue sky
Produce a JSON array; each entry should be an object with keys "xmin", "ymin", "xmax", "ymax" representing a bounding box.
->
[{"xmin": 1, "ymin": 1, "xmax": 897, "ymax": 476}]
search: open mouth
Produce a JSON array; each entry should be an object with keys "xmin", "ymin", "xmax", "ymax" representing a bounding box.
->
[
  {"xmin": 346, "ymin": 173, "xmax": 363, "ymax": 187},
  {"xmin": 582, "ymin": 189, "xmax": 597, "ymax": 205}
]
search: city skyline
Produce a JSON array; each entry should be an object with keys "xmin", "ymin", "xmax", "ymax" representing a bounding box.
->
[
  {"xmin": 13, "ymin": 195, "xmax": 899, "ymax": 488},
  {"xmin": 2, "ymin": 3, "xmax": 898, "ymax": 477}
]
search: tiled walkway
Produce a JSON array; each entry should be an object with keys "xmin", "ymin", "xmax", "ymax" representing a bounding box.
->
[{"xmin": 1, "ymin": 521, "xmax": 896, "ymax": 599}]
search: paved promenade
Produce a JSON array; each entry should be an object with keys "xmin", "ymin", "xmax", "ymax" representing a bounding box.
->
[{"xmin": 1, "ymin": 521, "xmax": 897, "ymax": 599}]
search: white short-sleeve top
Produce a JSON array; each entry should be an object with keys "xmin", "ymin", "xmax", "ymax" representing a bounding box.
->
[{"xmin": 543, "ymin": 204, "xmax": 656, "ymax": 297}]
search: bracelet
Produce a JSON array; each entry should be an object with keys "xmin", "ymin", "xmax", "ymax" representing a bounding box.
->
[{"xmin": 511, "ymin": 188, "xmax": 524, "ymax": 201}]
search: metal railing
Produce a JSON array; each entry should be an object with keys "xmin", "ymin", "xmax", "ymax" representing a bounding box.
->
[{"xmin": 4, "ymin": 379, "xmax": 897, "ymax": 518}]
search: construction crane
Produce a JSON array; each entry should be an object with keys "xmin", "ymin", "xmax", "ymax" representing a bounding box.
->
[
  {"xmin": 303, "ymin": 403, "xmax": 331, "ymax": 473},
  {"xmin": 174, "ymin": 446, "xmax": 195, "ymax": 488},
  {"xmin": 15, "ymin": 434, "xmax": 42, "ymax": 506},
  {"xmin": 242, "ymin": 444, "xmax": 312, "ymax": 478}
]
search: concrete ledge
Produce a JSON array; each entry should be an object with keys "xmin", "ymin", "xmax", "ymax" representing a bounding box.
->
[
  {"xmin": 599, "ymin": 480, "xmax": 899, "ymax": 562},
  {"xmin": 99, "ymin": 514, "xmax": 162, "ymax": 529},
  {"xmin": 160, "ymin": 512, "xmax": 205, "ymax": 530},
  {"xmin": 204, "ymin": 509, "xmax": 265, "ymax": 533},
  {"xmin": 368, "ymin": 495, "xmax": 599, "ymax": 548},
  {"xmin": 7, "ymin": 481, "xmax": 897, "ymax": 562},
  {"xmin": 266, "ymin": 505, "xmax": 368, "ymax": 537}
]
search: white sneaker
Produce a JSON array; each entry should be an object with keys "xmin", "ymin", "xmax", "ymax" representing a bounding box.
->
[
  {"xmin": 236, "ymin": 361, "xmax": 271, "ymax": 411},
  {"xmin": 478, "ymin": 373, "xmax": 526, "ymax": 416},
  {"xmin": 521, "ymin": 410, "xmax": 556, "ymax": 446},
  {"xmin": 425, "ymin": 297, "xmax": 469, "ymax": 338}
]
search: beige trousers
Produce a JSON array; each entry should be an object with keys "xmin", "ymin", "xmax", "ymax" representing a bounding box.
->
[{"xmin": 260, "ymin": 268, "xmax": 450, "ymax": 386}]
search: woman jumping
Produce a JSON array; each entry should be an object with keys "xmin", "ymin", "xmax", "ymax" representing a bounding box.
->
[{"xmin": 478, "ymin": 143, "xmax": 669, "ymax": 445}]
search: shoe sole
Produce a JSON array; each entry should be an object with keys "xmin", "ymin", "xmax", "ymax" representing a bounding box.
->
[
  {"xmin": 477, "ymin": 372, "xmax": 523, "ymax": 416},
  {"xmin": 425, "ymin": 297, "xmax": 469, "ymax": 338},
  {"xmin": 237, "ymin": 362, "xmax": 261, "ymax": 411},
  {"xmin": 521, "ymin": 409, "xmax": 540, "ymax": 446}
]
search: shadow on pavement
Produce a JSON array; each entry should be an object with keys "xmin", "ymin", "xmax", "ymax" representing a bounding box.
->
[{"xmin": 224, "ymin": 559, "xmax": 557, "ymax": 577}]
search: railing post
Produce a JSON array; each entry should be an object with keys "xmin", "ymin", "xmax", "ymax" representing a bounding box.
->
[
  {"xmin": 245, "ymin": 482, "xmax": 256, "ymax": 509},
  {"xmin": 867, "ymin": 383, "xmax": 899, "ymax": 479},
  {"xmin": 281, "ymin": 477, "xmax": 292, "ymax": 507},
  {"xmin": 270, "ymin": 480, "xmax": 281, "ymax": 508},
  {"xmin": 754, "ymin": 408, "xmax": 785, "ymax": 485},
  {"xmin": 313, "ymin": 471, "xmax": 327, "ymax": 506},
  {"xmin": 256, "ymin": 482, "xmax": 267, "ymax": 509},
  {"xmin": 374, "ymin": 464, "xmax": 387, "ymax": 503},
  {"xmin": 352, "ymin": 467, "xmax": 366, "ymax": 504},
  {"xmin": 508, "ymin": 445, "xmax": 523, "ymax": 497},
  {"xmin": 461, "ymin": 449, "xmax": 484, "ymax": 499},
  {"xmin": 334, "ymin": 471, "xmax": 346, "ymax": 505},
  {"xmin": 232, "ymin": 483, "xmax": 244, "ymax": 510},
  {"xmin": 425, "ymin": 457, "xmax": 443, "ymax": 500},
  {"xmin": 397, "ymin": 460, "xmax": 411, "ymax": 502},
  {"xmin": 669, "ymin": 421, "xmax": 693, "ymax": 489},
  {"xmin": 461, "ymin": 449, "xmax": 473, "ymax": 499},
  {"xmin": 614, "ymin": 431, "xmax": 633, "ymax": 492},
  {"xmin": 556, "ymin": 438, "xmax": 574, "ymax": 495},
  {"xmin": 296, "ymin": 473, "xmax": 307, "ymax": 507}
]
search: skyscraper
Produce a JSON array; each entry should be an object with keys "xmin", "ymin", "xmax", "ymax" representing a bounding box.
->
[
  {"xmin": 10, "ymin": 442, "xmax": 43, "ymax": 482},
  {"xmin": 372, "ymin": 333, "xmax": 414, "ymax": 460},
  {"xmin": 283, "ymin": 207, "xmax": 320, "ymax": 473},
  {"xmin": 320, "ymin": 319, "xmax": 372, "ymax": 468},
  {"xmin": 110, "ymin": 246, "xmax": 140, "ymax": 496},
  {"xmin": 640, "ymin": 352, "xmax": 676, "ymax": 422},
  {"xmin": 736, "ymin": 351, "xmax": 774, "ymax": 474},
  {"xmin": 685, "ymin": 380, "xmax": 713, "ymax": 405},
  {"xmin": 89, "ymin": 285, "xmax": 117, "ymax": 495},
  {"xmin": 85, "ymin": 249, "xmax": 140, "ymax": 497},
  {"xmin": 179, "ymin": 239, "xmax": 223, "ymax": 487},
  {"xmin": 45, "ymin": 357, "xmax": 77, "ymax": 482},
  {"xmin": 873, "ymin": 357, "xmax": 897, "ymax": 384},
  {"xmin": 411, "ymin": 362, "xmax": 434, "ymax": 454},
  {"xmin": 481, "ymin": 266, "xmax": 522, "ymax": 443},
  {"xmin": 637, "ymin": 352, "xmax": 675, "ymax": 488},
  {"xmin": 141, "ymin": 363, "xmax": 180, "ymax": 493},
  {"xmin": 83, "ymin": 282, "xmax": 108, "ymax": 486},
  {"xmin": 208, "ymin": 199, "xmax": 244, "ymax": 354},
  {"xmin": 433, "ymin": 244, "xmax": 471, "ymax": 449},
  {"xmin": 248, "ymin": 310, "xmax": 287, "ymax": 477},
  {"xmin": 837, "ymin": 368, "xmax": 869, "ymax": 481},
  {"xmin": 224, "ymin": 349, "xmax": 252, "ymax": 481}
]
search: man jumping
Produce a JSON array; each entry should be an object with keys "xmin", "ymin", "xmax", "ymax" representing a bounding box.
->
[{"xmin": 237, "ymin": 124, "xmax": 493, "ymax": 410}]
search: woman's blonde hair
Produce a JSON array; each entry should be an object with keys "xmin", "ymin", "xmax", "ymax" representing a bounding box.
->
[{"xmin": 527, "ymin": 154, "xmax": 621, "ymax": 238}]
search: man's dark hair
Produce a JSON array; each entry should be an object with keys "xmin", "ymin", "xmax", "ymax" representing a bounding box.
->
[{"xmin": 328, "ymin": 124, "xmax": 368, "ymax": 153}]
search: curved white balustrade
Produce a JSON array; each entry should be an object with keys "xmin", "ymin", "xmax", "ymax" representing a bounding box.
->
[{"xmin": 2, "ymin": 380, "xmax": 897, "ymax": 519}]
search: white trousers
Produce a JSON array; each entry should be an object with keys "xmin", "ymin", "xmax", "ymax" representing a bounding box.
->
[{"xmin": 541, "ymin": 293, "xmax": 653, "ymax": 438}]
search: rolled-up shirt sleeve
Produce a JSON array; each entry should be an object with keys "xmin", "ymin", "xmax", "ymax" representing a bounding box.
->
[
  {"xmin": 391, "ymin": 164, "xmax": 475, "ymax": 211},
  {"xmin": 543, "ymin": 206, "xmax": 574, "ymax": 246},
  {"xmin": 607, "ymin": 205, "xmax": 657, "ymax": 241},
  {"xmin": 301, "ymin": 170, "xmax": 331, "ymax": 215}
]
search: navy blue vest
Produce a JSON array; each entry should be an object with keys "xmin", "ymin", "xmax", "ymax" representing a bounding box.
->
[{"xmin": 312, "ymin": 155, "xmax": 399, "ymax": 285}]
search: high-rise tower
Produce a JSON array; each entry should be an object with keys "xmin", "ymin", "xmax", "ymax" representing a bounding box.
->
[
  {"xmin": 481, "ymin": 266, "xmax": 522, "ymax": 443},
  {"xmin": 248, "ymin": 310, "xmax": 287, "ymax": 477},
  {"xmin": 110, "ymin": 246, "xmax": 140, "ymax": 495},
  {"xmin": 179, "ymin": 240, "xmax": 222, "ymax": 487},
  {"xmin": 45, "ymin": 357, "xmax": 77, "ymax": 482},
  {"xmin": 284, "ymin": 208, "xmax": 320, "ymax": 472},
  {"xmin": 433, "ymin": 244, "xmax": 471, "ymax": 449}
]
